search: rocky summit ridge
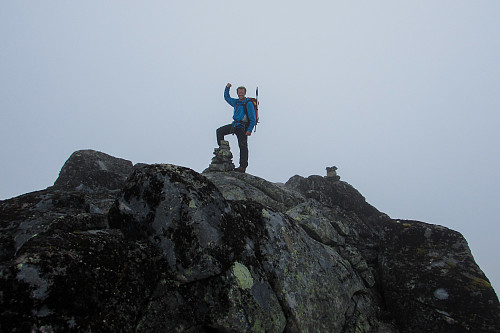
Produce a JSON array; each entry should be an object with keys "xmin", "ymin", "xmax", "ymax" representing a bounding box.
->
[{"xmin": 1, "ymin": 148, "xmax": 499, "ymax": 332}]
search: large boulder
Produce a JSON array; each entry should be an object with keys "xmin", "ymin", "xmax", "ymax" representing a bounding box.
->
[
  {"xmin": 0, "ymin": 150, "xmax": 135, "ymax": 267},
  {"xmin": 0, "ymin": 186, "xmax": 163, "ymax": 331},
  {"xmin": 53, "ymin": 149, "xmax": 133, "ymax": 192},
  {"xmin": 108, "ymin": 164, "xmax": 387, "ymax": 332},
  {"xmin": 379, "ymin": 219, "xmax": 500, "ymax": 332},
  {"xmin": 0, "ymin": 227, "xmax": 163, "ymax": 332},
  {"xmin": 108, "ymin": 164, "xmax": 287, "ymax": 332}
]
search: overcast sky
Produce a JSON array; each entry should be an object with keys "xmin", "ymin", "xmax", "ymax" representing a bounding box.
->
[{"xmin": 1, "ymin": 1, "xmax": 499, "ymax": 293}]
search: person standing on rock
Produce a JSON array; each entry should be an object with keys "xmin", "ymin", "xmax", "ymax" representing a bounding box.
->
[{"xmin": 216, "ymin": 83, "xmax": 257, "ymax": 173}]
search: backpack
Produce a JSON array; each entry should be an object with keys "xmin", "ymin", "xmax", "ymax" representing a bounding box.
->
[{"xmin": 242, "ymin": 88, "xmax": 259, "ymax": 132}]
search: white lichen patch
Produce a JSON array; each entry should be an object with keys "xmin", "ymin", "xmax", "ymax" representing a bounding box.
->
[
  {"xmin": 429, "ymin": 261, "xmax": 446, "ymax": 269},
  {"xmin": 118, "ymin": 201, "xmax": 133, "ymax": 212},
  {"xmin": 16, "ymin": 264, "xmax": 50, "ymax": 300},
  {"xmin": 97, "ymin": 160, "xmax": 108, "ymax": 171},
  {"xmin": 433, "ymin": 288, "xmax": 449, "ymax": 300}
]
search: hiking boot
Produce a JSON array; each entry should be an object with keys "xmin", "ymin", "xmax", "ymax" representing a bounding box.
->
[{"xmin": 234, "ymin": 166, "xmax": 246, "ymax": 173}]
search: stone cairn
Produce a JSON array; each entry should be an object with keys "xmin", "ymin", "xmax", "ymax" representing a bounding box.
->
[
  {"xmin": 204, "ymin": 140, "xmax": 235, "ymax": 172},
  {"xmin": 326, "ymin": 166, "xmax": 341, "ymax": 180}
]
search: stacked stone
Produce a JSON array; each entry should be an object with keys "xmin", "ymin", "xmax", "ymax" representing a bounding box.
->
[
  {"xmin": 326, "ymin": 166, "xmax": 341, "ymax": 180},
  {"xmin": 204, "ymin": 140, "xmax": 235, "ymax": 172}
]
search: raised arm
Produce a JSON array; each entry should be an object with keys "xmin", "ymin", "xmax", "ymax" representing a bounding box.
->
[{"xmin": 224, "ymin": 83, "xmax": 236, "ymax": 107}]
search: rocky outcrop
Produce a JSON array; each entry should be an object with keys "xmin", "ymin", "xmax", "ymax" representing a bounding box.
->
[
  {"xmin": 53, "ymin": 149, "xmax": 133, "ymax": 192},
  {"xmin": 0, "ymin": 149, "xmax": 498, "ymax": 332}
]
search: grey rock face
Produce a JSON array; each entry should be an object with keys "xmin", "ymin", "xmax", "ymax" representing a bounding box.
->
[
  {"xmin": 109, "ymin": 164, "xmax": 231, "ymax": 282},
  {"xmin": 109, "ymin": 164, "xmax": 287, "ymax": 332},
  {"xmin": 204, "ymin": 171, "xmax": 304, "ymax": 212},
  {"xmin": 53, "ymin": 149, "xmax": 133, "ymax": 192},
  {"xmin": 0, "ymin": 150, "xmax": 135, "ymax": 267},
  {"xmin": 379, "ymin": 219, "xmax": 500, "ymax": 332},
  {"xmin": 1, "ymin": 150, "xmax": 499, "ymax": 332},
  {"xmin": 0, "ymin": 151, "xmax": 161, "ymax": 332}
]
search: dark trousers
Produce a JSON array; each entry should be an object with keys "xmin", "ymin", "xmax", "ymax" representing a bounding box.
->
[{"xmin": 216, "ymin": 123, "xmax": 249, "ymax": 168}]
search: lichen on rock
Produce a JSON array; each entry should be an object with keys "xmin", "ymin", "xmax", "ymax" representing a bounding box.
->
[
  {"xmin": 232, "ymin": 262, "xmax": 253, "ymax": 290},
  {"xmin": 0, "ymin": 150, "xmax": 498, "ymax": 332}
]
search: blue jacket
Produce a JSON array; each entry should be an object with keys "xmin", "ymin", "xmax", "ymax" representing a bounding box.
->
[{"xmin": 224, "ymin": 86, "xmax": 256, "ymax": 133}]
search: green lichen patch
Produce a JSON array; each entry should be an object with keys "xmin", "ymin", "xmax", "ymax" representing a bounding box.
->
[
  {"xmin": 470, "ymin": 276, "xmax": 492, "ymax": 290},
  {"xmin": 232, "ymin": 262, "xmax": 253, "ymax": 290}
]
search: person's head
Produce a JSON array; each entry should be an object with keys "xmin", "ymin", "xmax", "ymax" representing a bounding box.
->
[{"xmin": 237, "ymin": 86, "xmax": 246, "ymax": 100}]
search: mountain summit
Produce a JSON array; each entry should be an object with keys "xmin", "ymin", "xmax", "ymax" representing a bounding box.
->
[{"xmin": 1, "ymin": 149, "xmax": 498, "ymax": 332}]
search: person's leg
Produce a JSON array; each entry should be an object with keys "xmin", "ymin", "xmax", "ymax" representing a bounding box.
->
[
  {"xmin": 234, "ymin": 127, "xmax": 248, "ymax": 168},
  {"xmin": 216, "ymin": 124, "xmax": 234, "ymax": 146}
]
